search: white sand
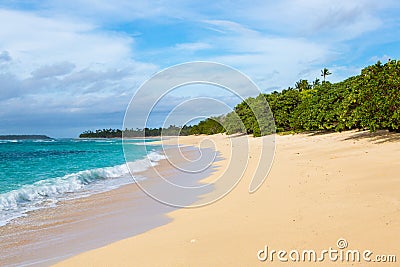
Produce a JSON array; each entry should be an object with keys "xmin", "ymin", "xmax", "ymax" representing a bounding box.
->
[{"xmin": 55, "ymin": 131, "xmax": 400, "ymax": 266}]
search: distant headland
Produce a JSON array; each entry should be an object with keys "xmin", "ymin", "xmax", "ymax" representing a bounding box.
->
[{"xmin": 0, "ymin": 135, "xmax": 52, "ymax": 140}]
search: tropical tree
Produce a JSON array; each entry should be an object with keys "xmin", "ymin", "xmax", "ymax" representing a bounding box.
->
[
  {"xmin": 321, "ymin": 68, "xmax": 332, "ymax": 82},
  {"xmin": 265, "ymin": 89, "xmax": 302, "ymax": 132},
  {"xmin": 312, "ymin": 78, "xmax": 321, "ymax": 88},
  {"xmin": 81, "ymin": 60, "xmax": 400, "ymax": 138},
  {"xmin": 224, "ymin": 111, "xmax": 246, "ymax": 134},
  {"xmin": 295, "ymin": 79, "xmax": 311, "ymax": 92}
]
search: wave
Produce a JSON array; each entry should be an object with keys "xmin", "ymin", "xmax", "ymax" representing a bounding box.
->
[
  {"xmin": 129, "ymin": 142, "xmax": 161, "ymax": 146},
  {"xmin": 0, "ymin": 139, "xmax": 55, "ymax": 144},
  {"xmin": 0, "ymin": 140, "xmax": 19, "ymax": 143},
  {"xmin": 0, "ymin": 151, "xmax": 166, "ymax": 226},
  {"xmin": 32, "ymin": 139, "xmax": 56, "ymax": 143}
]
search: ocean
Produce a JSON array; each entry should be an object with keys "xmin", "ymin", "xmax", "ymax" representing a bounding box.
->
[{"xmin": 0, "ymin": 138, "xmax": 164, "ymax": 226}]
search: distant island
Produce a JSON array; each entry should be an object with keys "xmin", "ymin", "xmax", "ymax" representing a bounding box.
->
[{"xmin": 0, "ymin": 135, "xmax": 52, "ymax": 140}]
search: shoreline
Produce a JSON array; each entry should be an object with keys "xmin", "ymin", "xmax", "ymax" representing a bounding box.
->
[
  {"xmin": 0, "ymin": 145, "xmax": 216, "ymax": 266},
  {"xmin": 56, "ymin": 130, "xmax": 400, "ymax": 266},
  {"xmin": 0, "ymin": 138, "xmax": 164, "ymax": 228}
]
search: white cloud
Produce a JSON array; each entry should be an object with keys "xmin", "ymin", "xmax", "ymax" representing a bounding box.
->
[
  {"xmin": 174, "ymin": 42, "xmax": 212, "ymax": 52},
  {"xmin": 197, "ymin": 20, "xmax": 336, "ymax": 89},
  {"xmin": 38, "ymin": 0, "xmax": 200, "ymax": 23},
  {"xmin": 223, "ymin": 0, "xmax": 391, "ymax": 40},
  {"xmin": 0, "ymin": 51, "xmax": 12, "ymax": 62},
  {"xmin": 203, "ymin": 20, "xmax": 257, "ymax": 36},
  {"xmin": 370, "ymin": 54, "xmax": 392, "ymax": 63},
  {"xmin": 0, "ymin": 9, "xmax": 147, "ymax": 77},
  {"xmin": 0, "ymin": 8, "xmax": 159, "ymax": 136},
  {"xmin": 0, "ymin": 0, "xmax": 399, "ymax": 136},
  {"xmin": 31, "ymin": 62, "xmax": 76, "ymax": 79}
]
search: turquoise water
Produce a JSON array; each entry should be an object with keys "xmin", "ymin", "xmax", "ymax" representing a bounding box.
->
[{"xmin": 0, "ymin": 138, "xmax": 163, "ymax": 225}]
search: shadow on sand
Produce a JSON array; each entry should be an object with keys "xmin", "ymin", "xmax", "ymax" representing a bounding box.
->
[
  {"xmin": 285, "ymin": 129, "xmax": 400, "ymax": 144},
  {"xmin": 343, "ymin": 130, "xmax": 400, "ymax": 144}
]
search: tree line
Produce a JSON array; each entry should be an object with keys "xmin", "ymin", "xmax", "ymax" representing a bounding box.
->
[
  {"xmin": 191, "ymin": 59, "xmax": 400, "ymax": 136},
  {"xmin": 79, "ymin": 125, "xmax": 192, "ymax": 138},
  {"xmin": 266, "ymin": 59, "xmax": 400, "ymax": 133},
  {"xmin": 80, "ymin": 59, "xmax": 400, "ymax": 138},
  {"xmin": 79, "ymin": 129, "xmax": 122, "ymax": 138}
]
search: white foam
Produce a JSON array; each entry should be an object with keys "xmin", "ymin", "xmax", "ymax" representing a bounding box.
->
[
  {"xmin": 0, "ymin": 150, "xmax": 166, "ymax": 226},
  {"xmin": 0, "ymin": 140, "xmax": 19, "ymax": 143}
]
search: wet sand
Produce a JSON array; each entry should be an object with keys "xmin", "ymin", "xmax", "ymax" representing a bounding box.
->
[
  {"xmin": 55, "ymin": 131, "xmax": 400, "ymax": 266},
  {"xmin": 0, "ymin": 146, "xmax": 216, "ymax": 266}
]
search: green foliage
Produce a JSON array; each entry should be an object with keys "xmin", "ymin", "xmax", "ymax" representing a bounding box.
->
[
  {"xmin": 312, "ymin": 78, "xmax": 321, "ymax": 88},
  {"xmin": 295, "ymin": 79, "xmax": 312, "ymax": 92},
  {"xmin": 291, "ymin": 82, "xmax": 344, "ymax": 131},
  {"xmin": 189, "ymin": 116, "xmax": 225, "ymax": 135},
  {"xmin": 124, "ymin": 125, "xmax": 190, "ymax": 137},
  {"xmin": 80, "ymin": 129, "xmax": 122, "ymax": 138},
  {"xmin": 224, "ymin": 111, "xmax": 246, "ymax": 134},
  {"xmin": 234, "ymin": 99, "xmax": 257, "ymax": 135},
  {"xmin": 81, "ymin": 60, "xmax": 400, "ymax": 138},
  {"xmin": 265, "ymin": 88, "xmax": 302, "ymax": 132},
  {"xmin": 290, "ymin": 60, "xmax": 400, "ymax": 132},
  {"xmin": 351, "ymin": 60, "xmax": 400, "ymax": 132},
  {"xmin": 192, "ymin": 60, "xmax": 400, "ymax": 136},
  {"xmin": 251, "ymin": 94, "xmax": 275, "ymax": 136},
  {"xmin": 80, "ymin": 125, "xmax": 192, "ymax": 138},
  {"xmin": 223, "ymin": 94, "xmax": 275, "ymax": 137}
]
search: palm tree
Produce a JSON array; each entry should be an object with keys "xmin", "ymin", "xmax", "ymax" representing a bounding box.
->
[
  {"xmin": 321, "ymin": 68, "xmax": 332, "ymax": 82},
  {"xmin": 312, "ymin": 78, "xmax": 321, "ymax": 88},
  {"xmin": 295, "ymin": 79, "xmax": 311, "ymax": 92}
]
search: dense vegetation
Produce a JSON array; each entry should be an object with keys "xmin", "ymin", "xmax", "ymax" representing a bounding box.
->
[
  {"xmin": 189, "ymin": 116, "xmax": 225, "ymax": 135},
  {"xmin": 125, "ymin": 125, "xmax": 192, "ymax": 137},
  {"xmin": 79, "ymin": 125, "xmax": 192, "ymax": 138},
  {"xmin": 191, "ymin": 59, "xmax": 400, "ymax": 135},
  {"xmin": 79, "ymin": 129, "xmax": 122, "ymax": 138},
  {"xmin": 268, "ymin": 60, "xmax": 400, "ymax": 133},
  {"xmin": 80, "ymin": 60, "xmax": 400, "ymax": 138}
]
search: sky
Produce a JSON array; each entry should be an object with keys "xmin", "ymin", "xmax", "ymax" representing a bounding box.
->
[{"xmin": 0, "ymin": 0, "xmax": 400, "ymax": 137}]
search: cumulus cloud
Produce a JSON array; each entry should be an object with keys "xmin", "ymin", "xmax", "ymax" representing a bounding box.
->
[
  {"xmin": 31, "ymin": 62, "xmax": 76, "ymax": 79},
  {"xmin": 0, "ymin": 0, "xmax": 399, "ymax": 136},
  {"xmin": 0, "ymin": 8, "xmax": 159, "ymax": 136},
  {"xmin": 0, "ymin": 9, "xmax": 141, "ymax": 77},
  {"xmin": 0, "ymin": 73, "xmax": 22, "ymax": 101},
  {"xmin": 0, "ymin": 51, "xmax": 11, "ymax": 62}
]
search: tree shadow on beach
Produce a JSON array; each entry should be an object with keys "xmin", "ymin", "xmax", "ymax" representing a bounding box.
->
[
  {"xmin": 289, "ymin": 129, "xmax": 400, "ymax": 144},
  {"xmin": 304, "ymin": 130, "xmax": 336, "ymax": 136},
  {"xmin": 343, "ymin": 130, "xmax": 400, "ymax": 144},
  {"xmin": 228, "ymin": 133, "xmax": 248, "ymax": 138}
]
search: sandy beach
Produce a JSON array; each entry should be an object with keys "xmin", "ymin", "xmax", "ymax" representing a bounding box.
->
[
  {"xmin": 2, "ymin": 2, "xmax": 400, "ymax": 267},
  {"xmin": 0, "ymin": 145, "xmax": 214, "ymax": 266},
  {"xmin": 54, "ymin": 130, "xmax": 400, "ymax": 266}
]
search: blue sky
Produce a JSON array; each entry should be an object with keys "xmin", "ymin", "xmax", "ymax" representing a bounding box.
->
[{"xmin": 0, "ymin": 0, "xmax": 400, "ymax": 137}]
